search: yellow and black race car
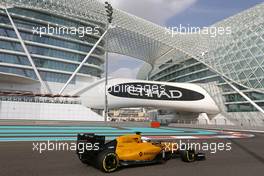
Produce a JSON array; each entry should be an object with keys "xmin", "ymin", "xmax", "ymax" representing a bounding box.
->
[{"xmin": 76, "ymin": 132, "xmax": 205, "ymax": 173}]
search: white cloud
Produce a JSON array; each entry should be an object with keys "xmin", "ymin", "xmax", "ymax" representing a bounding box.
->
[
  {"xmin": 108, "ymin": 53, "xmax": 144, "ymax": 78},
  {"xmin": 106, "ymin": 0, "xmax": 197, "ymax": 25},
  {"xmin": 110, "ymin": 67, "xmax": 140, "ymax": 78},
  {"xmin": 101, "ymin": 0, "xmax": 197, "ymax": 77}
]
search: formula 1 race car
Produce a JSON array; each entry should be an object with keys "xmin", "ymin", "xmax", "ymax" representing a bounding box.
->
[{"xmin": 76, "ymin": 132, "xmax": 205, "ymax": 173}]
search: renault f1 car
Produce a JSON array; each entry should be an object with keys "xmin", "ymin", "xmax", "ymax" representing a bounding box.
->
[{"xmin": 76, "ymin": 132, "xmax": 205, "ymax": 173}]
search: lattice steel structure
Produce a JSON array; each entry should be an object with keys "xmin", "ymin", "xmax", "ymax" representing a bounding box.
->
[
  {"xmin": 0, "ymin": 1, "xmax": 263, "ymax": 97},
  {"xmin": 1, "ymin": 0, "xmax": 263, "ymax": 92},
  {"xmin": 0, "ymin": 0, "xmax": 107, "ymax": 94}
]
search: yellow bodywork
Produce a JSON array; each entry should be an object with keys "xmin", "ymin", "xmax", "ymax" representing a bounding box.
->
[{"xmin": 115, "ymin": 134, "xmax": 162, "ymax": 161}]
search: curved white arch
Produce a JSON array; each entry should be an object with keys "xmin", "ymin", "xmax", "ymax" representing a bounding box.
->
[{"xmin": 79, "ymin": 78, "xmax": 220, "ymax": 115}]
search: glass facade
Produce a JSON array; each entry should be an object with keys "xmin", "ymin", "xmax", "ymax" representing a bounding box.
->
[
  {"xmin": 141, "ymin": 3, "xmax": 264, "ymax": 115},
  {"xmin": 0, "ymin": 7, "xmax": 105, "ymax": 84},
  {"xmin": 149, "ymin": 55, "xmax": 264, "ymax": 112},
  {"xmin": 0, "ymin": 0, "xmax": 263, "ymax": 114}
]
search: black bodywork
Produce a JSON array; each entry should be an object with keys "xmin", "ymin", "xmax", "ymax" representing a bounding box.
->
[
  {"xmin": 76, "ymin": 133, "xmax": 117, "ymax": 164},
  {"xmin": 76, "ymin": 133, "xmax": 206, "ymax": 169}
]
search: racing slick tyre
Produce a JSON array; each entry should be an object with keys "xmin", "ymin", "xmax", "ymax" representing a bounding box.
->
[
  {"xmin": 96, "ymin": 150, "xmax": 119, "ymax": 173},
  {"xmin": 180, "ymin": 149, "xmax": 196, "ymax": 162}
]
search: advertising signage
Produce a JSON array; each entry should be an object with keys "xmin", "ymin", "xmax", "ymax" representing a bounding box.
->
[{"xmin": 108, "ymin": 83, "xmax": 205, "ymax": 101}]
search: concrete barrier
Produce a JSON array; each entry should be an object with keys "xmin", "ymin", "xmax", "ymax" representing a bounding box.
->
[{"xmin": 0, "ymin": 119, "xmax": 150, "ymax": 127}]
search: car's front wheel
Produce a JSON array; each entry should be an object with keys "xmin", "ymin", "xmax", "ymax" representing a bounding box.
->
[{"xmin": 180, "ymin": 149, "xmax": 196, "ymax": 162}]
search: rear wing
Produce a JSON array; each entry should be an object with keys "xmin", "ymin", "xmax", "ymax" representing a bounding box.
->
[
  {"xmin": 76, "ymin": 133, "xmax": 105, "ymax": 155},
  {"xmin": 77, "ymin": 133, "xmax": 105, "ymax": 145}
]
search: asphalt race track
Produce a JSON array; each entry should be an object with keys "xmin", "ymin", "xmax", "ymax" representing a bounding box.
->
[{"xmin": 0, "ymin": 125, "xmax": 263, "ymax": 176}]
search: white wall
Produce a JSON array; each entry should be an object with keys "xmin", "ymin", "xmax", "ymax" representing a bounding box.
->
[
  {"xmin": 0, "ymin": 75, "xmax": 98, "ymax": 94},
  {"xmin": 0, "ymin": 101, "xmax": 104, "ymax": 121}
]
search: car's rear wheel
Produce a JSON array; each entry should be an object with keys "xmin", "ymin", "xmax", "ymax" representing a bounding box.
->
[{"xmin": 96, "ymin": 150, "xmax": 119, "ymax": 173}]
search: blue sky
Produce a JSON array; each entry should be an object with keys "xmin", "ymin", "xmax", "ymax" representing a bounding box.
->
[
  {"xmin": 109, "ymin": 0, "xmax": 264, "ymax": 78},
  {"xmin": 167, "ymin": 0, "xmax": 264, "ymax": 27}
]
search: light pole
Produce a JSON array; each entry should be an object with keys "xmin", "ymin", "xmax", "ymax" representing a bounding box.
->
[{"xmin": 104, "ymin": 1, "xmax": 113, "ymax": 122}]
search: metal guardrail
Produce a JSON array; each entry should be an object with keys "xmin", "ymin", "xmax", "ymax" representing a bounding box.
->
[
  {"xmin": 166, "ymin": 118, "xmax": 264, "ymax": 127},
  {"xmin": 168, "ymin": 123, "xmax": 264, "ymax": 132},
  {"xmin": 0, "ymin": 96, "xmax": 81, "ymax": 104}
]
